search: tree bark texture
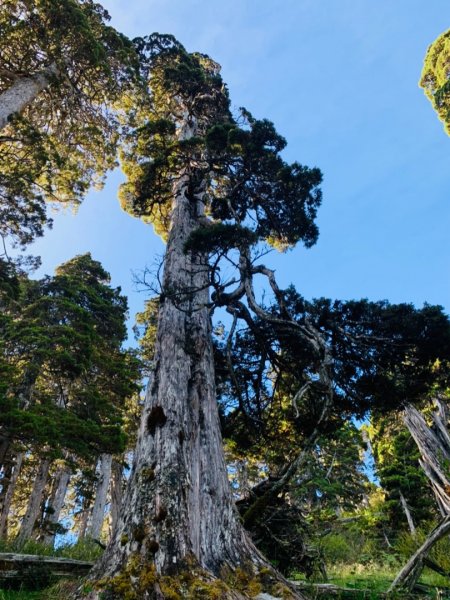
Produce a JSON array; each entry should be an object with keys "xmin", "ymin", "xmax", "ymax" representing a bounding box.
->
[
  {"xmin": 97, "ymin": 172, "xmax": 255, "ymax": 576},
  {"xmin": 0, "ymin": 452, "xmax": 23, "ymax": 538},
  {"xmin": 42, "ymin": 465, "xmax": 71, "ymax": 546},
  {"xmin": 0, "ymin": 64, "xmax": 58, "ymax": 131},
  {"xmin": 82, "ymin": 99, "xmax": 307, "ymax": 597},
  {"xmin": 16, "ymin": 458, "xmax": 50, "ymax": 546},
  {"xmin": 109, "ymin": 459, "xmax": 123, "ymax": 539},
  {"xmin": 403, "ymin": 400, "xmax": 450, "ymax": 515},
  {"xmin": 88, "ymin": 453, "xmax": 113, "ymax": 540}
]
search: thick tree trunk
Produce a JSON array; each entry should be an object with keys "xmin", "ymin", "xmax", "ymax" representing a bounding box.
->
[
  {"xmin": 0, "ymin": 64, "xmax": 58, "ymax": 130},
  {"xmin": 87, "ymin": 186, "xmax": 298, "ymax": 599},
  {"xmin": 109, "ymin": 459, "xmax": 123, "ymax": 538},
  {"xmin": 0, "ymin": 452, "xmax": 23, "ymax": 538},
  {"xmin": 42, "ymin": 465, "xmax": 71, "ymax": 546},
  {"xmin": 16, "ymin": 458, "xmax": 50, "ymax": 546},
  {"xmin": 88, "ymin": 454, "xmax": 113, "ymax": 540},
  {"xmin": 83, "ymin": 111, "xmax": 304, "ymax": 599},
  {"xmin": 96, "ymin": 173, "xmax": 254, "ymax": 574}
]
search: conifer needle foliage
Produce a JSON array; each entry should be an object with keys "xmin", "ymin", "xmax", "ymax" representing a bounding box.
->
[{"xmin": 118, "ymin": 34, "xmax": 322, "ymax": 251}]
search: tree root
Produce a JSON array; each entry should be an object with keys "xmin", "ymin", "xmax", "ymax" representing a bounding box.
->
[{"xmin": 75, "ymin": 555, "xmax": 308, "ymax": 600}]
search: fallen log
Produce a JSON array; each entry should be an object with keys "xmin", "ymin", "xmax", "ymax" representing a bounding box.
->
[{"xmin": 0, "ymin": 552, "xmax": 94, "ymax": 589}]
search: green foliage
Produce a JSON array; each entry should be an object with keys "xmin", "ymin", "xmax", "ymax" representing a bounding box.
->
[
  {"xmin": 0, "ymin": 591, "xmax": 42, "ymax": 600},
  {"xmin": 370, "ymin": 412, "xmax": 436, "ymax": 532},
  {"xmin": 133, "ymin": 297, "xmax": 159, "ymax": 373},
  {"xmin": 0, "ymin": 535, "xmax": 103, "ymax": 563},
  {"xmin": 395, "ymin": 525, "xmax": 450, "ymax": 573},
  {"xmin": 420, "ymin": 28, "xmax": 450, "ymax": 136},
  {"xmin": 0, "ymin": 253, "xmax": 141, "ymax": 462},
  {"xmin": 118, "ymin": 34, "xmax": 322, "ymax": 250},
  {"xmin": 218, "ymin": 294, "xmax": 450, "ymax": 466},
  {"xmin": 0, "ymin": 0, "xmax": 139, "ymax": 246},
  {"xmin": 307, "ymin": 528, "xmax": 450, "ymax": 597},
  {"xmin": 184, "ymin": 223, "xmax": 258, "ymax": 255},
  {"xmin": 216, "ymin": 291, "xmax": 450, "ymax": 579}
]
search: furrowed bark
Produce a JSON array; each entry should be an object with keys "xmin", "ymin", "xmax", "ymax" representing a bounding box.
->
[
  {"xmin": 96, "ymin": 171, "xmax": 254, "ymax": 575},
  {"xmin": 0, "ymin": 64, "xmax": 59, "ymax": 130},
  {"xmin": 88, "ymin": 453, "xmax": 113, "ymax": 540},
  {"xmin": 86, "ymin": 113, "xmax": 304, "ymax": 598}
]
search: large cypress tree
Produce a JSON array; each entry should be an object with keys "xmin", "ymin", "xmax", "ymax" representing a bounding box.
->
[{"xmin": 83, "ymin": 35, "xmax": 321, "ymax": 599}]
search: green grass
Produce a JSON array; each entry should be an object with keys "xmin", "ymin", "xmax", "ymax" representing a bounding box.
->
[
  {"xmin": 0, "ymin": 539, "xmax": 99, "ymax": 599},
  {"xmin": 0, "ymin": 592, "xmax": 42, "ymax": 600},
  {"xmin": 0, "ymin": 538, "xmax": 102, "ymax": 562},
  {"xmin": 293, "ymin": 562, "xmax": 450, "ymax": 598}
]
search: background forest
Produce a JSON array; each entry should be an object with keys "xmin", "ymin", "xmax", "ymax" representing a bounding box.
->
[{"xmin": 2, "ymin": 1, "xmax": 450, "ymax": 599}]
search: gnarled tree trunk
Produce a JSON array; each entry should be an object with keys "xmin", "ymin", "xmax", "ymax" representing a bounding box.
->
[
  {"xmin": 85, "ymin": 119, "xmax": 301, "ymax": 597},
  {"xmin": 404, "ymin": 400, "xmax": 450, "ymax": 515},
  {"xmin": 96, "ymin": 174, "xmax": 254, "ymax": 573},
  {"xmin": 390, "ymin": 399, "xmax": 450, "ymax": 593}
]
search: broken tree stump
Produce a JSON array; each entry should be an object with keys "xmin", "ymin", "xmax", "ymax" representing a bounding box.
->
[{"xmin": 387, "ymin": 516, "xmax": 450, "ymax": 595}]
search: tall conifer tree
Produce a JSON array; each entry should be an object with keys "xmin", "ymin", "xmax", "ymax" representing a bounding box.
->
[{"xmin": 85, "ymin": 34, "xmax": 322, "ymax": 599}]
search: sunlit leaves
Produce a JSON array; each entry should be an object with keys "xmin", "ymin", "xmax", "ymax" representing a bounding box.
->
[
  {"xmin": 420, "ymin": 28, "xmax": 450, "ymax": 135},
  {"xmin": 0, "ymin": 0, "xmax": 138, "ymax": 246}
]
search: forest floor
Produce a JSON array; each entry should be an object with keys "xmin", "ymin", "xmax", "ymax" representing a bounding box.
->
[
  {"xmin": 1, "ymin": 568, "xmax": 450, "ymax": 600},
  {"xmin": 1, "ymin": 542, "xmax": 450, "ymax": 599},
  {"xmin": 292, "ymin": 562, "xmax": 450, "ymax": 598}
]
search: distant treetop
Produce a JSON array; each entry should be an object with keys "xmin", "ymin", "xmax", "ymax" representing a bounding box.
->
[{"xmin": 420, "ymin": 28, "xmax": 450, "ymax": 136}]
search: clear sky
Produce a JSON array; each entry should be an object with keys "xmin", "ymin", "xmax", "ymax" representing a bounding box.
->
[{"xmin": 25, "ymin": 0, "xmax": 450, "ymax": 340}]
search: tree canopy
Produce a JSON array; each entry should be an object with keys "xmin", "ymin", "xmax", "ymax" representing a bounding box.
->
[
  {"xmin": 119, "ymin": 34, "xmax": 322, "ymax": 249},
  {"xmin": 0, "ymin": 0, "xmax": 138, "ymax": 247},
  {"xmin": 420, "ymin": 28, "xmax": 450, "ymax": 135}
]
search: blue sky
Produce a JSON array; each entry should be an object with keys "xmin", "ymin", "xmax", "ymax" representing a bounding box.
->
[{"xmin": 26, "ymin": 1, "xmax": 450, "ymax": 340}]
